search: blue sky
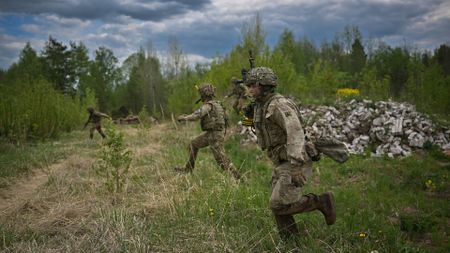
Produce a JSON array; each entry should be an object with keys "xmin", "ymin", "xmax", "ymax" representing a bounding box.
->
[{"xmin": 1, "ymin": 0, "xmax": 449, "ymax": 70}]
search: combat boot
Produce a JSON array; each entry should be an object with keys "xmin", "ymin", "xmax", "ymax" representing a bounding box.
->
[{"xmin": 317, "ymin": 192, "xmax": 336, "ymax": 225}]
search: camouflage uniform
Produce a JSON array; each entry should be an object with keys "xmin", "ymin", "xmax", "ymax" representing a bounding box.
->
[
  {"xmin": 246, "ymin": 67, "xmax": 336, "ymax": 240},
  {"xmin": 177, "ymin": 84, "xmax": 241, "ymax": 180},
  {"xmin": 84, "ymin": 107, "xmax": 110, "ymax": 139},
  {"xmin": 226, "ymin": 77, "xmax": 248, "ymax": 114}
]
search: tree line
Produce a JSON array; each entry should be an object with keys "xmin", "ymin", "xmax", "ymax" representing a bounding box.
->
[{"xmin": 1, "ymin": 15, "xmax": 449, "ymax": 142}]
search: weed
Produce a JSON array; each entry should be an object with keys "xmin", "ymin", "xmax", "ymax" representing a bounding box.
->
[{"xmin": 93, "ymin": 122, "xmax": 132, "ymax": 194}]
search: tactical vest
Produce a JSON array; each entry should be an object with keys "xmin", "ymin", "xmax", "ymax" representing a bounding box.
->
[
  {"xmin": 200, "ymin": 101, "xmax": 226, "ymax": 131},
  {"xmin": 254, "ymin": 94, "xmax": 289, "ymax": 150},
  {"xmin": 90, "ymin": 112, "xmax": 103, "ymax": 123}
]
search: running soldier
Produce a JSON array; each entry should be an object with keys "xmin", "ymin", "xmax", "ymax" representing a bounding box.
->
[
  {"xmin": 83, "ymin": 107, "xmax": 111, "ymax": 139},
  {"xmin": 175, "ymin": 84, "xmax": 241, "ymax": 180},
  {"xmin": 245, "ymin": 67, "xmax": 336, "ymax": 240}
]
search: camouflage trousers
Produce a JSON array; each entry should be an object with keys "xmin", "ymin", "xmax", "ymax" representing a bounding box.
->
[
  {"xmin": 269, "ymin": 161, "xmax": 312, "ymax": 211},
  {"xmin": 90, "ymin": 122, "xmax": 105, "ymax": 139},
  {"xmin": 185, "ymin": 130, "xmax": 240, "ymax": 178},
  {"xmin": 269, "ymin": 160, "xmax": 316, "ymax": 239}
]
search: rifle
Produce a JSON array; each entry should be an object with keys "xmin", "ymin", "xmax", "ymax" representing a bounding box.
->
[
  {"xmin": 241, "ymin": 49, "xmax": 256, "ymax": 125},
  {"xmin": 248, "ymin": 49, "xmax": 255, "ymax": 70}
]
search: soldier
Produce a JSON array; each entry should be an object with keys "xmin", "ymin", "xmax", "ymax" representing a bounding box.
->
[
  {"xmin": 225, "ymin": 77, "xmax": 248, "ymax": 114},
  {"xmin": 83, "ymin": 107, "xmax": 111, "ymax": 139},
  {"xmin": 244, "ymin": 67, "xmax": 336, "ymax": 240},
  {"xmin": 175, "ymin": 83, "xmax": 241, "ymax": 180}
]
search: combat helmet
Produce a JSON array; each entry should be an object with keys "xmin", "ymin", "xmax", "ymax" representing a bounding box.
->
[
  {"xmin": 198, "ymin": 83, "xmax": 216, "ymax": 98},
  {"xmin": 245, "ymin": 67, "xmax": 277, "ymax": 87}
]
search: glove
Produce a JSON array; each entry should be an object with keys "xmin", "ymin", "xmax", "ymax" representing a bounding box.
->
[
  {"xmin": 242, "ymin": 117, "xmax": 253, "ymax": 127},
  {"xmin": 177, "ymin": 115, "xmax": 186, "ymax": 122}
]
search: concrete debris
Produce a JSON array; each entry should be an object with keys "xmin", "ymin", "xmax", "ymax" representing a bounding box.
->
[
  {"xmin": 237, "ymin": 121, "xmax": 257, "ymax": 144},
  {"xmin": 300, "ymin": 99, "xmax": 449, "ymax": 158},
  {"xmin": 236, "ymin": 99, "xmax": 449, "ymax": 158}
]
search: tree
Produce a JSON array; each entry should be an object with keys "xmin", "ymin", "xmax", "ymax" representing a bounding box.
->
[
  {"xmin": 320, "ymin": 37, "xmax": 345, "ymax": 71},
  {"xmin": 238, "ymin": 12, "xmax": 267, "ymax": 57},
  {"xmin": 433, "ymin": 44, "xmax": 450, "ymax": 76},
  {"xmin": 120, "ymin": 48, "xmax": 166, "ymax": 116},
  {"xmin": 81, "ymin": 47, "xmax": 122, "ymax": 112},
  {"xmin": 2, "ymin": 43, "xmax": 45, "ymax": 85},
  {"xmin": 369, "ymin": 46, "xmax": 410, "ymax": 98},
  {"xmin": 274, "ymin": 29, "xmax": 317, "ymax": 75},
  {"xmin": 349, "ymin": 38, "xmax": 366, "ymax": 74},
  {"xmin": 165, "ymin": 36, "xmax": 188, "ymax": 79},
  {"xmin": 70, "ymin": 41, "xmax": 90, "ymax": 88},
  {"xmin": 296, "ymin": 37, "xmax": 318, "ymax": 75},
  {"xmin": 339, "ymin": 25, "xmax": 363, "ymax": 54},
  {"xmin": 41, "ymin": 36, "xmax": 75, "ymax": 94}
]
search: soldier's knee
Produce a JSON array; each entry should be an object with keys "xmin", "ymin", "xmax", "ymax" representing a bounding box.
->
[
  {"xmin": 188, "ymin": 143, "xmax": 198, "ymax": 152},
  {"xmin": 269, "ymin": 199, "xmax": 284, "ymax": 212}
]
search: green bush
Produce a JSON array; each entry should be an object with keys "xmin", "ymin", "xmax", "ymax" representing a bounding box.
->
[
  {"xmin": 94, "ymin": 122, "xmax": 132, "ymax": 193},
  {"xmin": 0, "ymin": 80, "xmax": 96, "ymax": 142}
]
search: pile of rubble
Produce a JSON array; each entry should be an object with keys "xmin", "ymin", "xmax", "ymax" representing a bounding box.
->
[{"xmin": 300, "ymin": 99, "xmax": 450, "ymax": 157}]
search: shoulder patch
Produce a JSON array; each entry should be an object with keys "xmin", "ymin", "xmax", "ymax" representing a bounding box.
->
[{"xmin": 265, "ymin": 97, "xmax": 285, "ymax": 118}]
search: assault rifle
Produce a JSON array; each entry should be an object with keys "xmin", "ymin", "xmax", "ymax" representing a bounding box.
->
[{"xmin": 237, "ymin": 50, "xmax": 256, "ymax": 126}]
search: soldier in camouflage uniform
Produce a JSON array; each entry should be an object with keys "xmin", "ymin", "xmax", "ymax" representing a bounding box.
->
[
  {"xmin": 245, "ymin": 67, "xmax": 336, "ymax": 240},
  {"xmin": 175, "ymin": 84, "xmax": 241, "ymax": 180},
  {"xmin": 225, "ymin": 77, "xmax": 248, "ymax": 114},
  {"xmin": 83, "ymin": 107, "xmax": 111, "ymax": 139}
]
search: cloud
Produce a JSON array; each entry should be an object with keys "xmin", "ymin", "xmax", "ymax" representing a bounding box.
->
[
  {"xmin": 1, "ymin": 0, "xmax": 449, "ymax": 70},
  {"xmin": 0, "ymin": 0, "xmax": 211, "ymax": 22}
]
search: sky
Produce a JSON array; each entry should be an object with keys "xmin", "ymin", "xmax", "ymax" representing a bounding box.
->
[{"xmin": 0, "ymin": 0, "xmax": 449, "ymax": 70}]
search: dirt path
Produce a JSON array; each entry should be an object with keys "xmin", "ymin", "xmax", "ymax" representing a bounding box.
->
[
  {"xmin": 0, "ymin": 123, "xmax": 169, "ymax": 215},
  {"xmin": 0, "ymin": 159, "xmax": 66, "ymax": 213}
]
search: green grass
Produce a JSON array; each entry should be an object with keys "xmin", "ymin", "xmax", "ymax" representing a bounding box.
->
[
  {"xmin": 0, "ymin": 141, "xmax": 65, "ymax": 188},
  {"xmin": 1, "ymin": 123, "xmax": 449, "ymax": 252}
]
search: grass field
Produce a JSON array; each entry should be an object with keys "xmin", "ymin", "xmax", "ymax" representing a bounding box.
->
[{"xmin": 0, "ymin": 121, "xmax": 449, "ymax": 252}]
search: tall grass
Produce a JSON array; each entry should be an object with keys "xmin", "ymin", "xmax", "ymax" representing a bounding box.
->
[
  {"xmin": 1, "ymin": 123, "xmax": 449, "ymax": 252},
  {"xmin": 0, "ymin": 80, "xmax": 96, "ymax": 142}
]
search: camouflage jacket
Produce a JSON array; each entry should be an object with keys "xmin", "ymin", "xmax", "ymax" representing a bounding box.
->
[
  {"xmin": 86, "ymin": 111, "xmax": 109, "ymax": 124},
  {"xmin": 183, "ymin": 100, "xmax": 226, "ymax": 131},
  {"xmin": 253, "ymin": 94, "xmax": 309, "ymax": 165},
  {"xmin": 227, "ymin": 83, "xmax": 247, "ymax": 99}
]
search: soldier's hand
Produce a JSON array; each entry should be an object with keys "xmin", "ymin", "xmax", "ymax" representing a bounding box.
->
[{"xmin": 177, "ymin": 115, "xmax": 186, "ymax": 122}]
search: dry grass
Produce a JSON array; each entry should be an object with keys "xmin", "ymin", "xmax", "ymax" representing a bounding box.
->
[
  {"xmin": 2, "ymin": 122, "xmax": 448, "ymax": 252},
  {"xmin": 0, "ymin": 123, "xmax": 184, "ymax": 252}
]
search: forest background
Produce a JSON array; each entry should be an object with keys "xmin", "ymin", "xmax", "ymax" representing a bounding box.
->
[{"xmin": 1, "ymin": 15, "xmax": 449, "ymax": 142}]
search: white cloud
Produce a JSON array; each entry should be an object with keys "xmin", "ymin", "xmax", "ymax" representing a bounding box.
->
[{"xmin": 0, "ymin": 0, "xmax": 449, "ymax": 69}]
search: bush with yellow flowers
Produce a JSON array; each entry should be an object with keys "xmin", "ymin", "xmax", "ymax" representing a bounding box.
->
[{"xmin": 337, "ymin": 88, "xmax": 361, "ymax": 98}]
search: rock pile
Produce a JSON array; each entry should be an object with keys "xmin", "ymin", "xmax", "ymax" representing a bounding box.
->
[{"xmin": 300, "ymin": 99, "xmax": 450, "ymax": 157}]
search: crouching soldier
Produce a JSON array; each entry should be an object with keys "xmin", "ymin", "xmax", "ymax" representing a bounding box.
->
[
  {"xmin": 83, "ymin": 107, "xmax": 111, "ymax": 139},
  {"xmin": 225, "ymin": 77, "xmax": 248, "ymax": 115},
  {"xmin": 175, "ymin": 83, "xmax": 241, "ymax": 180},
  {"xmin": 245, "ymin": 67, "xmax": 336, "ymax": 241}
]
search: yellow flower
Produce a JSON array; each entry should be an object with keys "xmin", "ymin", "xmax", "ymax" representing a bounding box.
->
[
  {"xmin": 359, "ymin": 232, "xmax": 367, "ymax": 238},
  {"xmin": 425, "ymin": 179, "xmax": 436, "ymax": 191},
  {"xmin": 337, "ymin": 88, "xmax": 360, "ymax": 97},
  {"xmin": 208, "ymin": 208, "xmax": 214, "ymax": 217}
]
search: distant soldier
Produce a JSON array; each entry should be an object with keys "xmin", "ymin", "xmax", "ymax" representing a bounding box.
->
[
  {"xmin": 83, "ymin": 107, "xmax": 111, "ymax": 139},
  {"xmin": 175, "ymin": 83, "xmax": 241, "ymax": 180},
  {"xmin": 225, "ymin": 77, "xmax": 248, "ymax": 114},
  {"xmin": 245, "ymin": 67, "xmax": 336, "ymax": 240}
]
